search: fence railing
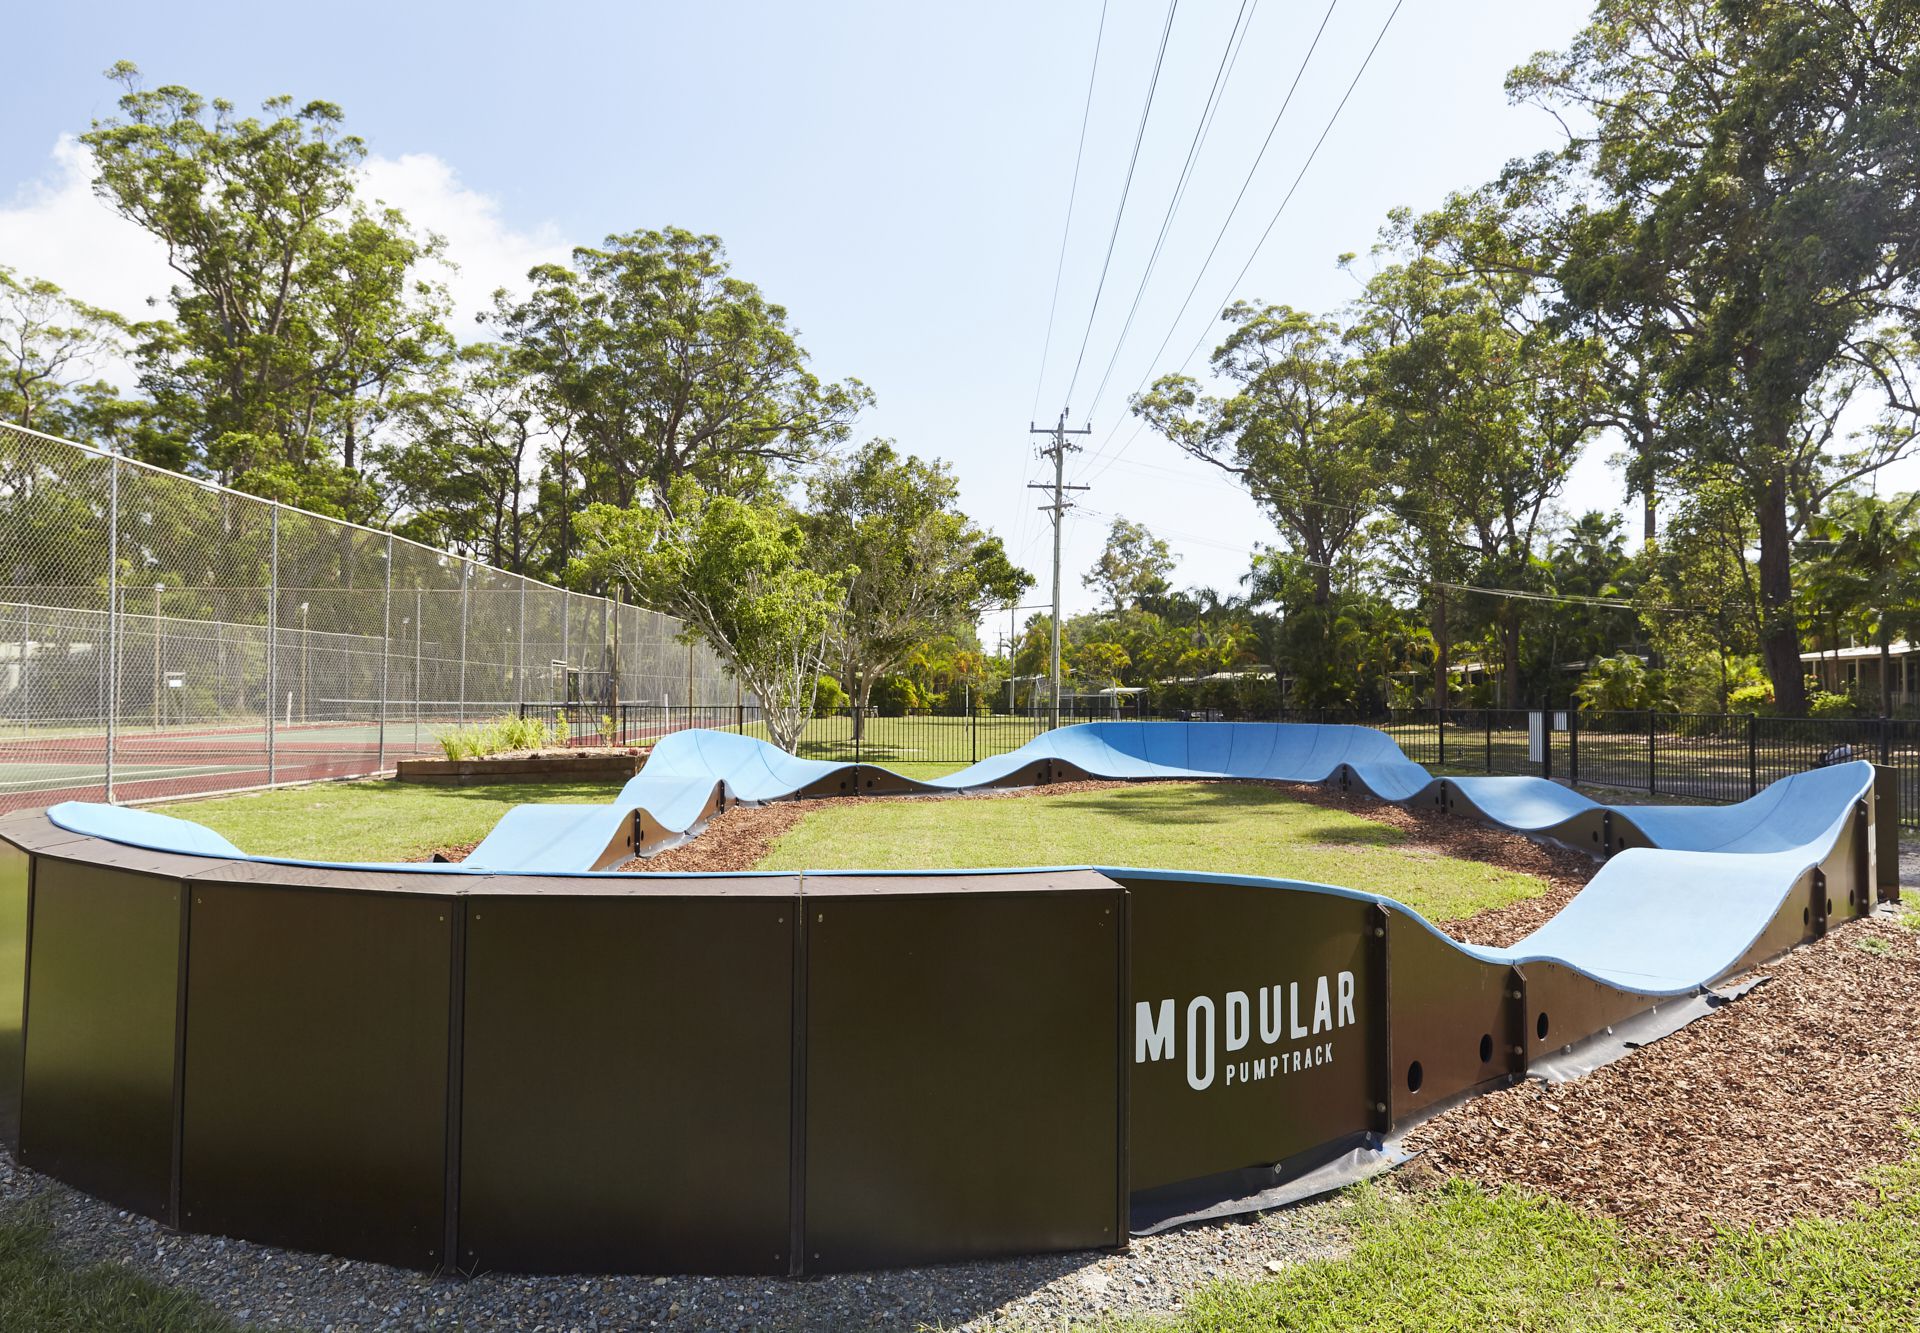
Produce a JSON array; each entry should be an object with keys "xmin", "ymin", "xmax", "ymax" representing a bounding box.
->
[
  {"xmin": 519, "ymin": 702, "xmax": 1919, "ymax": 831},
  {"xmin": 0, "ymin": 422, "xmax": 734, "ymax": 811}
]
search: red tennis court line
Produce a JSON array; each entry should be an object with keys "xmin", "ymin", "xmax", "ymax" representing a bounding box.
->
[
  {"xmin": 0, "ymin": 751, "xmax": 414, "ymax": 815},
  {"xmin": 0, "ymin": 724, "xmax": 445, "ymax": 760}
]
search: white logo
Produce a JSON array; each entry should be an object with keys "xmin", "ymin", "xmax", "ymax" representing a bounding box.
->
[{"xmin": 1136, "ymin": 972, "xmax": 1357, "ymax": 1091}]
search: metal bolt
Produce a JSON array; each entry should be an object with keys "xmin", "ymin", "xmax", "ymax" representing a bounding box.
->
[
  {"xmin": 1373, "ymin": 927, "xmax": 1385, "ymax": 938},
  {"xmin": 1374, "ymin": 1102, "xmax": 1386, "ymax": 1113}
]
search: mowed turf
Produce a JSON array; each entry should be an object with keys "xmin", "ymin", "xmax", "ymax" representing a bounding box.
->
[
  {"xmin": 1104, "ymin": 1145, "xmax": 1920, "ymax": 1333},
  {"xmin": 165, "ymin": 777, "xmax": 627, "ymax": 861},
  {"xmin": 757, "ymin": 780, "xmax": 1549, "ymax": 923}
]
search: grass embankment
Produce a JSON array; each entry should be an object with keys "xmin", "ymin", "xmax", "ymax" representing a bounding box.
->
[
  {"xmin": 758, "ymin": 781, "xmax": 1547, "ymax": 922},
  {"xmin": 0, "ymin": 1207, "xmax": 238, "ymax": 1331},
  {"xmin": 166, "ymin": 777, "xmax": 626, "ymax": 861},
  {"xmin": 1101, "ymin": 1150, "xmax": 1920, "ymax": 1332}
]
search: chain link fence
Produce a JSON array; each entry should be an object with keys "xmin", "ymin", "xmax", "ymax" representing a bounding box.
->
[{"xmin": 0, "ymin": 423, "xmax": 735, "ymax": 811}]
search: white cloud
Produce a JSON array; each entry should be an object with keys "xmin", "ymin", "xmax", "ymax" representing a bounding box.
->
[
  {"xmin": 0, "ymin": 135, "xmax": 175, "ymax": 343},
  {"xmin": 357, "ymin": 151, "xmax": 569, "ymax": 329},
  {"xmin": 0, "ymin": 136, "xmax": 566, "ymax": 359}
]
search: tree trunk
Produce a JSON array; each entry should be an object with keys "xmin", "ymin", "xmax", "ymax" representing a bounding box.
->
[
  {"xmin": 1755, "ymin": 467, "xmax": 1807, "ymax": 714},
  {"xmin": 1432, "ymin": 586, "xmax": 1451, "ymax": 712},
  {"xmin": 853, "ymin": 672, "xmax": 874, "ymax": 742},
  {"xmin": 1501, "ymin": 606, "xmax": 1522, "ymax": 709},
  {"xmin": 1639, "ymin": 425, "xmax": 1657, "ymax": 545}
]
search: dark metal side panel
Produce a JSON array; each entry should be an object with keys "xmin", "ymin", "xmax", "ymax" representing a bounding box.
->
[
  {"xmin": 459, "ymin": 894, "xmax": 796, "ymax": 1275},
  {"xmin": 0, "ymin": 842, "xmax": 28, "ymax": 1147},
  {"xmin": 19, "ymin": 859, "xmax": 181, "ymax": 1218},
  {"xmin": 179, "ymin": 885, "xmax": 451, "ymax": 1268},
  {"xmin": 1119, "ymin": 878, "xmax": 1373, "ymax": 1192},
  {"xmin": 1387, "ymin": 915, "xmax": 1517, "ymax": 1120},
  {"xmin": 804, "ymin": 889, "xmax": 1124, "ymax": 1271}
]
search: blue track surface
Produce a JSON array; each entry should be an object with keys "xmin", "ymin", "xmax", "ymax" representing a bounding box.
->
[{"xmin": 44, "ymin": 721, "xmax": 1876, "ymax": 999}]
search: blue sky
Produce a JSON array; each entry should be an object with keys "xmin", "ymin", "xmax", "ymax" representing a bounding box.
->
[{"xmin": 4, "ymin": 0, "xmax": 1655, "ymax": 631}]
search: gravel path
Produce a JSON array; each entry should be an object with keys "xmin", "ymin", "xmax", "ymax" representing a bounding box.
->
[{"xmin": 0, "ymin": 1151, "xmax": 1351, "ymax": 1331}]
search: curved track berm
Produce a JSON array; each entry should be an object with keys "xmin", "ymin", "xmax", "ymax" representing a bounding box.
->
[{"xmin": 0, "ymin": 722, "xmax": 1890, "ymax": 1277}]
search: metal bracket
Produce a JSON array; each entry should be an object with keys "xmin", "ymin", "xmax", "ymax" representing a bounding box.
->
[
  {"xmin": 1367, "ymin": 903, "xmax": 1391, "ymax": 1135},
  {"xmin": 1506, "ymin": 965, "xmax": 1530, "ymax": 1082}
]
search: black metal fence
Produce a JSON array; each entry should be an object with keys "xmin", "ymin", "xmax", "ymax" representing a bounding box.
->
[{"xmin": 517, "ymin": 701, "xmax": 1920, "ymax": 830}]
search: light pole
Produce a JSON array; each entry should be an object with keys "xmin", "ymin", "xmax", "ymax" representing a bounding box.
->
[
  {"xmin": 400, "ymin": 616, "xmax": 414, "ymax": 750},
  {"xmin": 152, "ymin": 583, "xmax": 164, "ymax": 730},
  {"xmin": 298, "ymin": 602, "xmax": 310, "ymax": 725}
]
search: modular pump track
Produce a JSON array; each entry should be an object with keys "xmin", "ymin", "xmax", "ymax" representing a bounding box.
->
[{"xmin": 0, "ymin": 722, "xmax": 1900, "ymax": 1276}]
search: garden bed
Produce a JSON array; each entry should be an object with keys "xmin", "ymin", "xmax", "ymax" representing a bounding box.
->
[{"xmin": 394, "ymin": 748, "xmax": 647, "ymax": 784}]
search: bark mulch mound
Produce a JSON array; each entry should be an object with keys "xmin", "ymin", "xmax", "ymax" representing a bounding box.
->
[
  {"xmin": 1405, "ymin": 911, "xmax": 1920, "ymax": 1241},
  {"xmin": 1273, "ymin": 781, "xmax": 1596, "ymax": 947}
]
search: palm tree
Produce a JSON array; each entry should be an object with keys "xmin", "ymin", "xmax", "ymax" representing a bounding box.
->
[{"xmin": 1825, "ymin": 495, "xmax": 1920, "ymax": 717}]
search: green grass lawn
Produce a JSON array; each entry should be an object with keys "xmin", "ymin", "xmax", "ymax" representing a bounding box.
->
[
  {"xmin": 1101, "ymin": 1144, "xmax": 1920, "ymax": 1332},
  {"xmin": 164, "ymin": 777, "xmax": 627, "ymax": 860},
  {"xmin": 0, "ymin": 1206, "xmax": 239, "ymax": 1332},
  {"xmin": 758, "ymin": 781, "xmax": 1549, "ymax": 922}
]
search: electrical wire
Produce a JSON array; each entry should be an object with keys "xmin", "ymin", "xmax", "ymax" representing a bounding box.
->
[
  {"xmin": 1030, "ymin": 0, "xmax": 1112, "ymax": 421},
  {"xmin": 1058, "ymin": 0, "xmax": 1182, "ymax": 417},
  {"xmin": 1082, "ymin": 0, "xmax": 1259, "ymax": 420},
  {"xmin": 1071, "ymin": 0, "xmax": 1343, "ymax": 473}
]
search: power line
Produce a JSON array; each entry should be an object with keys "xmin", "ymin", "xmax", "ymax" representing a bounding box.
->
[
  {"xmin": 1163, "ymin": 0, "xmax": 1408, "ymax": 395},
  {"xmin": 1072, "ymin": 0, "xmax": 1343, "ymax": 471},
  {"xmin": 1083, "ymin": 0, "xmax": 1259, "ymax": 419},
  {"xmin": 1030, "ymin": 0, "xmax": 1112, "ymax": 421},
  {"xmin": 1058, "ymin": 0, "xmax": 1181, "ymax": 417},
  {"xmin": 1087, "ymin": 0, "xmax": 1410, "ymax": 489}
]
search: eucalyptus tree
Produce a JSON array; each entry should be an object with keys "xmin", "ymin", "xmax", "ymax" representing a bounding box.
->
[
  {"xmin": 1081, "ymin": 518, "xmax": 1175, "ymax": 613},
  {"xmin": 496, "ymin": 228, "xmax": 871, "ymax": 510},
  {"xmin": 1349, "ymin": 211, "xmax": 1602, "ymax": 709},
  {"xmin": 1133, "ymin": 303, "xmax": 1378, "ymax": 610},
  {"xmin": 801, "ymin": 439, "xmax": 1031, "ymax": 733},
  {"xmin": 81, "ymin": 63, "xmax": 452, "ymax": 520},
  {"xmin": 0, "ymin": 267, "xmax": 136, "ymax": 438},
  {"xmin": 1511, "ymin": 0, "xmax": 1920, "ymax": 711},
  {"xmin": 571, "ymin": 479, "xmax": 849, "ymax": 753}
]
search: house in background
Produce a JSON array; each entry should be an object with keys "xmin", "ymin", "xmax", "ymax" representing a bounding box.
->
[{"xmin": 1802, "ymin": 640, "xmax": 1919, "ymax": 713}]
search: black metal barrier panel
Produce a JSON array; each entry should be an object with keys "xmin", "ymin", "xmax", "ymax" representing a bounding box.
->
[{"xmin": 0, "ymin": 801, "xmax": 1879, "ymax": 1277}]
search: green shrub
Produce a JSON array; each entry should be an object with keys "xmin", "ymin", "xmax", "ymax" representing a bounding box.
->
[
  {"xmin": 812, "ymin": 675, "xmax": 850, "ymax": 709},
  {"xmin": 1728, "ymin": 680, "xmax": 1775, "ymax": 714},
  {"xmin": 1809, "ymin": 688, "xmax": 1859, "ymax": 718},
  {"xmin": 437, "ymin": 714, "xmax": 553, "ymax": 760}
]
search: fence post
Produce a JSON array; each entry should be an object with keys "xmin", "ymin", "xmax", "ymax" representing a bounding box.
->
[
  {"xmin": 1747, "ymin": 713, "xmax": 1758, "ymax": 797},
  {"xmin": 516, "ymin": 578, "xmax": 526, "ymax": 710},
  {"xmin": 104, "ymin": 457, "xmax": 119, "ymax": 802},
  {"xmin": 1647, "ymin": 709, "xmax": 1657, "ymax": 795},
  {"xmin": 1436, "ymin": 707, "xmax": 1445, "ymax": 769},
  {"xmin": 266, "ymin": 503, "xmax": 279, "ymax": 787},
  {"xmin": 1568, "ymin": 706, "xmax": 1579, "ymax": 787},
  {"xmin": 1880, "ymin": 716, "xmax": 1892, "ymax": 766},
  {"xmin": 378, "ymin": 534, "xmax": 393, "ymax": 773},
  {"xmin": 456, "ymin": 561, "xmax": 470, "ymax": 724},
  {"xmin": 1484, "ymin": 709, "xmax": 1492, "ymax": 774}
]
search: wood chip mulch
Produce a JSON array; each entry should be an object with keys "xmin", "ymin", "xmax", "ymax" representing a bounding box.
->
[
  {"xmin": 1405, "ymin": 911, "xmax": 1920, "ymax": 1241},
  {"xmin": 413, "ymin": 778, "xmax": 1920, "ymax": 1240},
  {"xmin": 1269, "ymin": 781, "xmax": 1597, "ymax": 947}
]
